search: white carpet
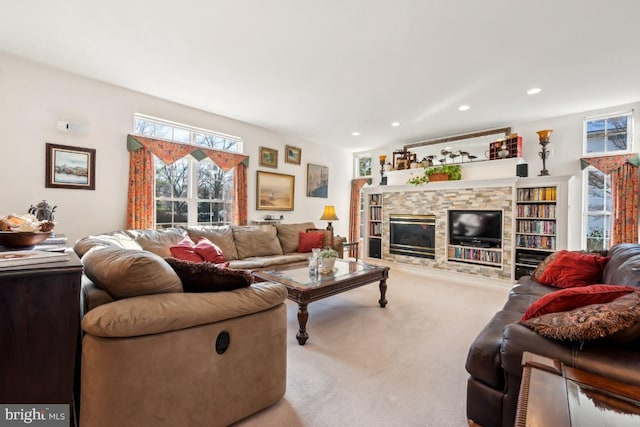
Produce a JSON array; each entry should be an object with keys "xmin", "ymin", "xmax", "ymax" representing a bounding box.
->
[{"xmin": 235, "ymin": 262, "xmax": 510, "ymax": 427}]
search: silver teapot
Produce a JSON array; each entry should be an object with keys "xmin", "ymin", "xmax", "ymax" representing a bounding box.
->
[{"xmin": 28, "ymin": 200, "xmax": 57, "ymax": 221}]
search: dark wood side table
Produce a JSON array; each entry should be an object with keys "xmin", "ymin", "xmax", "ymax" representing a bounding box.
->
[
  {"xmin": 0, "ymin": 253, "xmax": 82, "ymax": 414},
  {"xmin": 515, "ymin": 352, "xmax": 640, "ymax": 426}
]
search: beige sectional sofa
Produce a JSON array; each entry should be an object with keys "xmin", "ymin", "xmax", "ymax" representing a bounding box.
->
[{"xmin": 74, "ymin": 223, "xmax": 344, "ymax": 427}]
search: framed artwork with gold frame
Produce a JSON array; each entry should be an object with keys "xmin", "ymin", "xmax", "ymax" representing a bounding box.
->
[
  {"xmin": 256, "ymin": 171, "xmax": 295, "ymax": 210},
  {"xmin": 259, "ymin": 146, "xmax": 278, "ymax": 168}
]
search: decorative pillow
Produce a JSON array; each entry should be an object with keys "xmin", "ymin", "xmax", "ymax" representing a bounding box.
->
[
  {"xmin": 298, "ymin": 231, "xmax": 325, "ymax": 253},
  {"xmin": 306, "ymin": 228, "xmax": 332, "ymax": 248},
  {"xmin": 186, "ymin": 226, "xmax": 239, "ymax": 260},
  {"xmin": 531, "ymin": 251, "xmax": 560, "ymax": 280},
  {"xmin": 83, "ymin": 247, "xmax": 183, "ymax": 299},
  {"xmin": 520, "ymin": 291, "xmax": 640, "ymax": 343},
  {"xmin": 232, "ymin": 225, "xmax": 284, "ymax": 258},
  {"xmin": 537, "ymin": 250, "xmax": 610, "ymax": 288},
  {"xmin": 164, "ymin": 257, "xmax": 253, "ymax": 292},
  {"xmin": 170, "ymin": 237, "xmax": 204, "ymax": 262},
  {"xmin": 521, "ymin": 284, "xmax": 638, "ymax": 320},
  {"xmin": 194, "ymin": 236, "xmax": 225, "ymax": 263}
]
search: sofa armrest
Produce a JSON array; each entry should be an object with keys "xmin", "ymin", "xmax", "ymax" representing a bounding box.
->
[{"xmin": 82, "ymin": 282, "xmax": 287, "ymax": 338}]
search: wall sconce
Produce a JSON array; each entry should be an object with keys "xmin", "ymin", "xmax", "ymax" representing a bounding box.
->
[
  {"xmin": 536, "ymin": 129, "xmax": 553, "ymax": 176},
  {"xmin": 320, "ymin": 205, "xmax": 339, "ymax": 234},
  {"xmin": 379, "ymin": 155, "xmax": 387, "ymax": 185}
]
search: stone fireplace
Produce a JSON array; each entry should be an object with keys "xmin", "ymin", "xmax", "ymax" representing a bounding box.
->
[{"xmin": 389, "ymin": 214, "xmax": 436, "ymax": 259}]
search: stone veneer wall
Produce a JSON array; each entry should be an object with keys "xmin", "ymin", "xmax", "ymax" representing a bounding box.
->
[{"xmin": 384, "ymin": 186, "xmax": 514, "ymax": 280}]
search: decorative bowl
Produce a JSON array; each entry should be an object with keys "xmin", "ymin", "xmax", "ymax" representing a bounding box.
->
[{"xmin": 0, "ymin": 231, "xmax": 52, "ymax": 248}]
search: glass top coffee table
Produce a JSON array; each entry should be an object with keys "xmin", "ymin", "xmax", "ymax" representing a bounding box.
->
[{"xmin": 253, "ymin": 259, "xmax": 390, "ymax": 345}]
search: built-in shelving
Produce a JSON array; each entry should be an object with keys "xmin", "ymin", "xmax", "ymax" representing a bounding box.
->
[
  {"xmin": 447, "ymin": 245, "xmax": 502, "ymax": 267},
  {"xmin": 367, "ymin": 193, "xmax": 382, "ymax": 258}
]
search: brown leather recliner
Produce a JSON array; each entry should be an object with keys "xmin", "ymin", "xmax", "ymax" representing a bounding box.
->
[{"xmin": 465, "ymin": 243, "xmax": 640, "ymax": 427}]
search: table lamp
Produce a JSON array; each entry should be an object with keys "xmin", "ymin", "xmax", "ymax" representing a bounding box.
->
[{"xmin": 320, "ymin": 205, "xmax": 339, "ymax": 233}]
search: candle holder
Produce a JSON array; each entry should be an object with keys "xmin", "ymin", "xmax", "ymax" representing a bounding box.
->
[
  {"xmin": 379, "ymin": 155, "xmax": 387, "ymax": 185},
  {"xmin": 536, "ymin": 129, "xmax": 553, "ymax": 176}
]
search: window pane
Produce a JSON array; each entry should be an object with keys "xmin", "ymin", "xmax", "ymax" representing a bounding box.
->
[
  {"xmin": 358, "ymin": 157, "xmax": 372, "ymax": 176},
  {"xmin": 155, "ymin": 157, "xmax": 189, "ymax": 198},
  {"xmin": 174, "ymin": 201, "xmax": 188, "ymax": 224},
  {"xmin": 585, "ymin": 114, "xmax": 631, "ymax": 154},
  {"xmin": 586, "ymin": 136, "xmax": 605, "ymax": 153},
  {"xmin": 156, "ymin": 200, "xmax": 173, "ymax": 224},
  {"xmin": 606, "ymin": 133, "xmax": 627, "ymax": 151},
  {"xmin": 173, "ymin": 128, "xmax": 190, "ymax": 143},
  {"xmin": 195, "ymin": 133, "xmax": 239, "ymax": 152},
  {"xmin": 586, "ymin": 215, "xmax": 607, "ymax": 251},
  {"xmin": 155, "ymin": 123, "xmax": 173, "ymax": 140},
  {"xmin": 134, "ymin": 118, "xmax": 155, "ymax": 136},
  {"xmin": 198, "ymin": 161, "xmax": 224, "ymax": 199},
  {"xmin": 586, "ymin": 169, "xmax": 605, "ymax": 211}
]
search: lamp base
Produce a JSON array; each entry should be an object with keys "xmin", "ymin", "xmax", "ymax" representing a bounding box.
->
[{"xmin": 539, "ymin": 169, "xmax": 549, "ymax": 176}]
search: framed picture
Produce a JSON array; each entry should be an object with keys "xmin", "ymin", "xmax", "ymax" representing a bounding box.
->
[
  {"xmin": 45, "ymin": 143, "xmax": 96, "ymax": 190},
  {"xmin": 256, "ymin": 171, "xmax": 295, "ymax": 211},
  {"xmin": 307, "ymin": 163, "xmax": 328, "ymax": 198},
  {"xmin": 259, "ymin": 146, "xmax": 278, "ymax": 168},
  {"xmin": 285, "ymin": 145, "xmax": 302, "ymax": 165}
]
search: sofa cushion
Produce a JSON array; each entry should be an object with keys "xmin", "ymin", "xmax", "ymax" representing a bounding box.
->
[
  {"xmin": 165, "ymin": 257, "xmax": 253, "ymax": 292},
  {"xmin": 194, "ymin": 236, "xmax": 226, "ymax": 263},
  {"xmin": 82, "ymin": 247, "xmax": 183, "ymax": 299},
  {"xmin": 127, "ymin": 228, "xmax": 188, "ymax": 258},
  {"xmin": 602, "ymin": 243, "xmax": 640, "ymax": 287},
  {"xmin": 537, "ymin": 250, "xmax": 610, "ymax": 288},
  {"xmin": 74, "ymin": 231, "xmax": 142, "ymax": 258},
  {"xmin": 298, "ymin": 231, "xmax": 325, "ymax": 253},
  {"xmin": 275, "ymin": 222, "xmax": 316, "ymax": 253},
  {"xmin": 232, "ymin": 225, "xmax": 283, "ymax": 258},
  {"xmin": 186, "ymin": 226, "xmax": 239, "ymax": 261},
  {"xmin": 521, "ymin": 284, "xmax": 638, "ymax": 320},
  {"xmin": 520, "ymin": 291, "xmax": 640, "ymax": 343},
  {"xmin": 170, "ymin": 237, "xmax": 204, "ymax": 262}
]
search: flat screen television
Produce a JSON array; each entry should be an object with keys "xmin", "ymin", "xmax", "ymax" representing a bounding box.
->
[{"xmin": 448, "ymin": 210, "xmax": 502, "ymax": 248}]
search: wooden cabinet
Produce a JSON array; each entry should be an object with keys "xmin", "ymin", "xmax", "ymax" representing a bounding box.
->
[
  {"xmin": 0, "ymin": 253, "xmax": 82, "ymax": 409},
  {"xmin": 489, "ymin": 134, "xmax": 522, "ymax": 160},
  {"xmin": 515, "ymin": 176, "xmax": 572, "ymax": 279},
  {"xmin": 366, "ymin": 192, "xmax": 383, "ymax": 259}
]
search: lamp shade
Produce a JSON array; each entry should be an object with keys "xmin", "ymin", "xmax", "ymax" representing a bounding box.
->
[{"xmin": 320, "ymin": 205, "xmax": 339, "ymax": 221}]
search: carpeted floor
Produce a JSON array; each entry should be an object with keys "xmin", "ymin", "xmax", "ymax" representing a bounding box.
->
[{"xmin": 234, "ymin": 262, "xmax": 510, "ymax": 427}]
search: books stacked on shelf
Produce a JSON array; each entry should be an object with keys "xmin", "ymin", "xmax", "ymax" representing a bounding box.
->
[
  {"xmin": 369, "ymin": 207, "xmax": 382, "ymax": 221},
  {"xmin": 516, "ymin": 220, "xmax": 556, "ymax": 234},
  {"xmin": 517, "ymin": 187, "xmax": 557, "ymax": 201},
  {"xmin": 516, "ymin": 235, "xmax": 556, "ymax": 250},
  {"xmin": 516, "ymin": 204, "xmax": 556, "ymax": 218},
  {"xmin": 448, "ymin": 246, "xmax": 502, "ymax": 265},
  {"xmin": 33, "ymin": 234, "xmax": 68, "ymax": 252},
  {"xmin": 369, "ymin": 222, "xmax": 382, "ymax": 237},
  {"xmin": 0, "ymin": 250, "xmax": 70, "ymax": 269}
]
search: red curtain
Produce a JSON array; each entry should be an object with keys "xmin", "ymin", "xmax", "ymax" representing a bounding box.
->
[
  {"xmin": 581, "ymin": 154, "xmax": 639, "ymax": 245},
  {"xmin": 126, "ymin": 148, "xmax": 154, "ymax": 229},
  {"xmin": 348, "ymin": 178, "xmax": 370, "ymax": 257},
  {"xmin": 233, "ymin": 162, "xmax": 248, "ymax": 225}
]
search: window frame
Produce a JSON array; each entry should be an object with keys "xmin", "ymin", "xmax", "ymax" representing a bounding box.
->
[
  {"xmin": 355, "ymin": 154, "xmax": 372, "ymax": 178},
  {"xmin": 581, "ymin": 166, "xmax": 612, "ymax": 251},
  {"xmin": 582, "ymin": 111, "xmax": 634, "ymax": 157}
]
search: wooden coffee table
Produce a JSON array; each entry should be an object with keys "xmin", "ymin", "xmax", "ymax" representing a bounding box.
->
[{"xmin": 253, "ymin": 259, "xmax": 390, "ymax": 345}]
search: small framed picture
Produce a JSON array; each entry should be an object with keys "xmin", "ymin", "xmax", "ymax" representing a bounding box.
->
[
  {"xmin": 259, "ymin": 146, "xmax": 278, "ymax": 168},
  {"xmin": 45, "ymin": 143, "xmax": 96, "ymax": 190},
  {"xmin": 285, "ymin": 145, "xmax": 302, "ymax": 165},
  {"xmin": 307, "ymin": 163, "xmax": 328, "ymax": 198}
]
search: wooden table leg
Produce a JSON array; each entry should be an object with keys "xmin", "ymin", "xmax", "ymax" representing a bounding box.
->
[
  {"xmin": 296, "ymin": 303, "xmax": 309, "ymax": 345},
  {"xmin": 378, "ymin": 278, "xmax": 387, "ymax": 307}
]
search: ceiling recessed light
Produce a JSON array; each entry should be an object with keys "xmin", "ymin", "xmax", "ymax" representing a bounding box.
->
[
  {"xmin": 391, "ymin": 121, "xmax": 400, "ymax": 127},
  {"xmin": 458, "ymin": 105, "xmax": 470, "ymax": 111},
  {"xmin": 352, "ymin": 132, "xmax": 360, "ymax": 136},
  {"xmin": 527, "ymin": 87, "xmax": 542, "ymax": 95}
]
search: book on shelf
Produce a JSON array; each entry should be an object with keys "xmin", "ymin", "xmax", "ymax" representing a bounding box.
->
[{"xmin": 0, "ymin": 250, "xmax": 69, "ymax": 268}]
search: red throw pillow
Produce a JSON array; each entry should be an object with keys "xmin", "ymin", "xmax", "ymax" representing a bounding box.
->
[
  {"xmin": 521, "ymin": 284, "xmax": 638, "ymax": 320},
  {"xmin": 298, "ymin": 231, "xmax": 325, "ymax": 253},
  {"xmin": 169, "ymin": 237, "xmax": 204, "ymax": 262},
  {"xmin": 194, "ymin": 236, "xmax": 225, "ymax": 263},
  {"xmin": 537, "ymin": 250, "xmax": 610, "ymax": 288}
]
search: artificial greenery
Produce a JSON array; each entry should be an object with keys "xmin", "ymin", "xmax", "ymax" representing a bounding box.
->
[
  {"xmin": 319, "ymin": 248, "xmax": 339, "ymax": 258},
  {"xmin": 406, "ymin": 164, "xmax": 462, "ymax": 185}
]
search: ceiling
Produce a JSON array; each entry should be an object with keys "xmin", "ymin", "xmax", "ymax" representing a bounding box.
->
[{"xmin": 2, "ymin": 1, "xmax": 639, "ymax": 152}]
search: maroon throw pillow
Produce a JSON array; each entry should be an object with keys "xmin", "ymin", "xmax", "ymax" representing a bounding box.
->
[
  {"xmin": 169, "ymin": 237, "xmax": 204, "ymax": 263},
  {"xmin": 521, "ymin": 284, "xmax": 638, "ymax": 320},
  {"xmin": 537, "ymin": 250, "xmax": 610, "ymax": 288},
  {"xmin": 194, "ymin": 236, "xmax": 225, "ymax": 263},
  {"xmin": 298, "ymin": 231, "xmax": 325, "ymax": 253},
  {"xmin": 164, "ymin": 257, "xmax": 253, "ymax": 292}
]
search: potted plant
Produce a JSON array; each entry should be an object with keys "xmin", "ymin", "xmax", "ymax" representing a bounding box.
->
[
  {"xmin": 406, "ymin": 164, "xmax": 462, "ymax": 185},
  {"xmin": 319, "ymin": 247, "xmax": 339, "ymax": 270}
]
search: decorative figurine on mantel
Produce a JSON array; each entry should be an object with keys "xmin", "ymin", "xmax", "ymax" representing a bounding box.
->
[{"xmin": 537, "ymin": 129, "xmax": 553, "ymax": 176}]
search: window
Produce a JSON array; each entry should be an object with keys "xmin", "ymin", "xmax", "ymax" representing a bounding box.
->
[
  {"xmin": 583, "ymin": 167, "xmax": 612, "ymax": 251},
  {"xmin": 583, "ymin": 111, "xmax": 633, "ymax": 155},
  {"xmin": 134, "ymin": 115, "xmax": 241, "ymax": 228},
  {"xmin": 355, "ymin": 155, "xmax": 372, "ymax": 177}
]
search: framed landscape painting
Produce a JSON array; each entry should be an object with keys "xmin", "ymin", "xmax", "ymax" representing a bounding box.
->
[
  {"xmin": 259, "ymin": 146, "xmax": 278, "ymax": 168},
  {"xmin": 45, "ymin": 143, "xmax": 96, "ymax": 190},
  {"xmin": 285, "ymin": 145, "xmax": 302, "ymax": 165},
  {"xmin": 256, "ymin": 171, "xmax": 295, "ymax": 210},
  {"xmin": 307, "ymin": 163, "xmax": 328, "ymax": 198}
]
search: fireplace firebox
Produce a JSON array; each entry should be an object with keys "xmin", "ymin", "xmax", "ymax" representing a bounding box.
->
[{"xmin": 389, "ymin": 214, "xmax": 436, "ymax": 259}]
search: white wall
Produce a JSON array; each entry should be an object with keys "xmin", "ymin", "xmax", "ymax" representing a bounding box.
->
[
  {"xmin": 355, "ymin": 102, "xmax": 640, "ymax": 249},
  {"xmin": 0, "ymin": 52, "xmax": 352, "ymax": 244}
]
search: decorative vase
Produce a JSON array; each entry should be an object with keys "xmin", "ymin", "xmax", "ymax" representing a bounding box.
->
[
  {"xmin": 321, "ymin": 257, "xmax": 336, "ymax": 270},
  {"xmin": 429, "ymin": 173, "xmax": 450, "ymax": 182}
]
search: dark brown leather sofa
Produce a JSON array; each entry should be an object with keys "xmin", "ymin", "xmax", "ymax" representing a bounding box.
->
[{"xmin": 465, "ymin": 243, "xmax": 640, "ymax": 427}]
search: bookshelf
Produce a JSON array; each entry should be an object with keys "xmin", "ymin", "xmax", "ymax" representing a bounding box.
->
[
  {"xmin": 447, "ymin": 245, "xmax": 503, "ymax": 267},
  {"xmin": 367, "ymin": 192, "xmax": 383, "ymax": 258}
]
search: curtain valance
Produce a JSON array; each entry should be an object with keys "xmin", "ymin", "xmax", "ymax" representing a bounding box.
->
[
  {"xmin": 580, "ymin": 153, "xmax": 640, "ymax": 174},
  {"xmin": 127, "ymin": 134, "xmax": 249, "ymax": 172}
]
